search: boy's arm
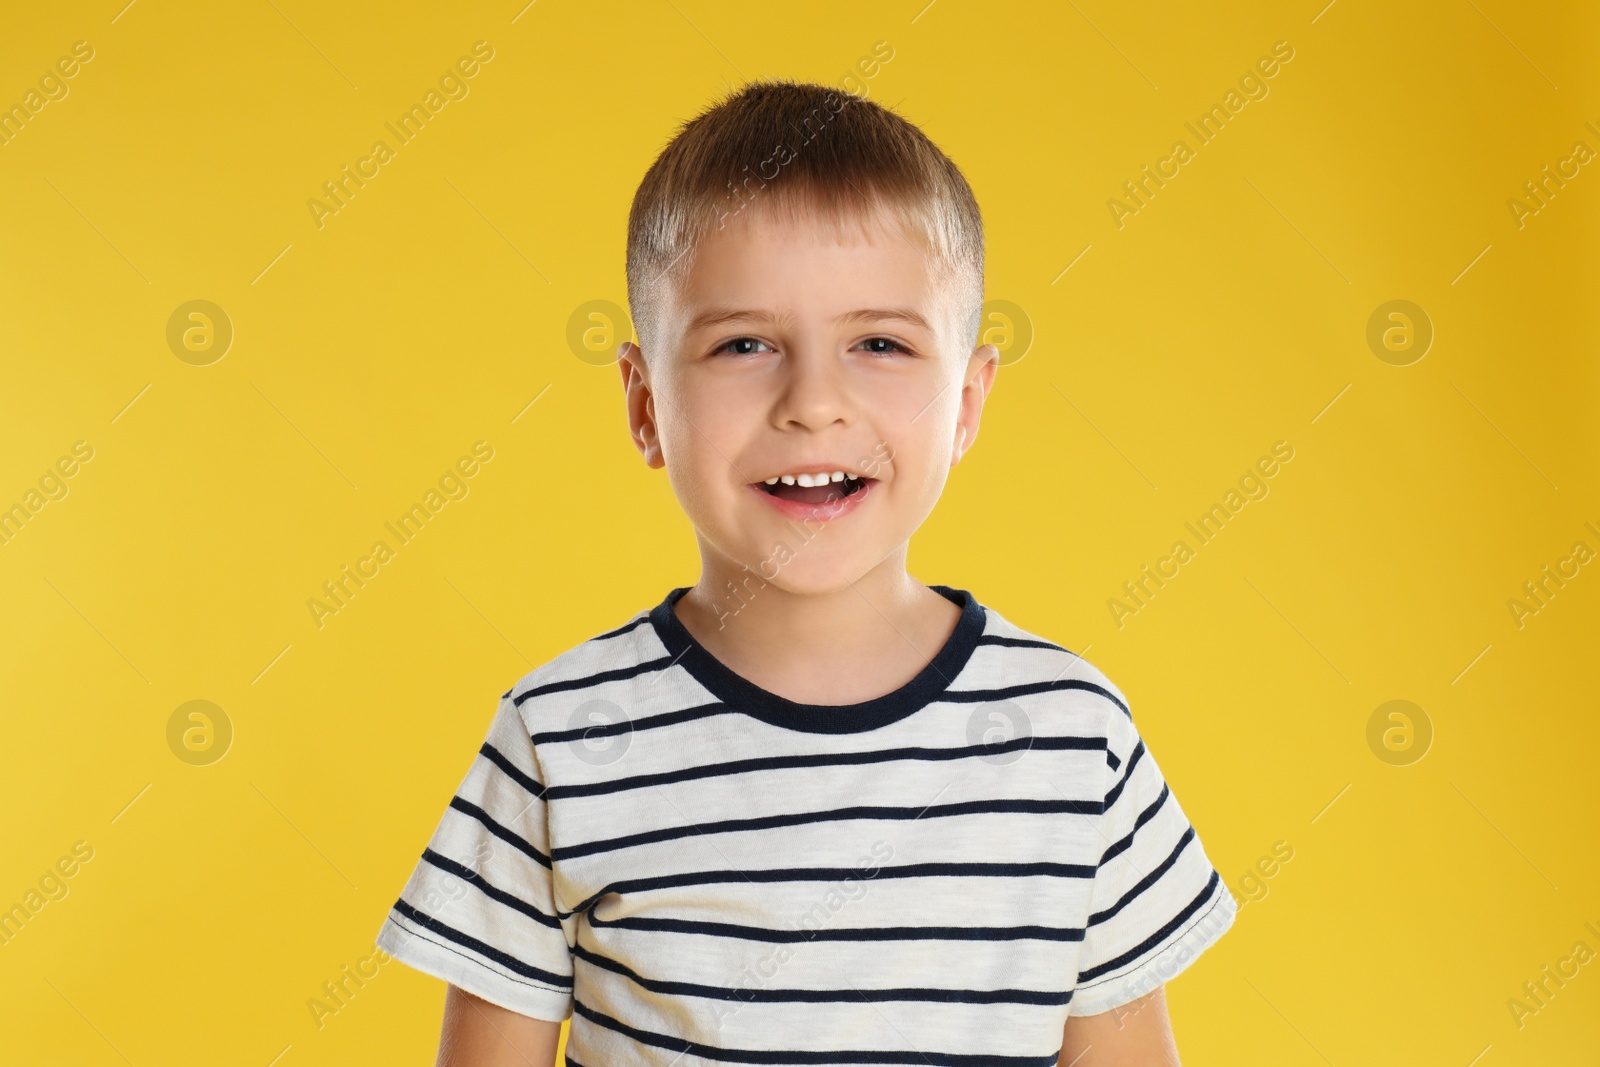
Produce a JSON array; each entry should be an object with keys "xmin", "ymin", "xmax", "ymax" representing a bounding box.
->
[
  {"xmin": 1058, "ymin": 986, "xmax": 1182, "ymax": 1066},
  {"xmin": 436, "ymin": 984, "xmax": 563, "ymax": 1067}
]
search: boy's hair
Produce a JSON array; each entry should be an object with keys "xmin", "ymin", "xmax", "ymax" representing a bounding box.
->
[{"xmin": 626, "ymin": 78, "xmax": 985, "ymax": 354}]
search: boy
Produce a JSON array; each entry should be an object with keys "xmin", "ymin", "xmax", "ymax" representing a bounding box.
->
[{"xmin": 376, "ymin": 79, "xmax": 1234, "ymax": 1066}]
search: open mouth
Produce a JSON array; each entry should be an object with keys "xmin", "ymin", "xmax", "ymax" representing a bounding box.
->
[{"xmin": 755, "ymin": 471, "xmax": 874, "ymax": 505}]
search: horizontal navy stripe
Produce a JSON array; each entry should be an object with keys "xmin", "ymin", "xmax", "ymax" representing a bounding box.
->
[
  {"xmin": 564, "ymin": 859, "xmax": 1098, "ymax": 917},
  {"xmin": 390, "ymin": 898, "xmax": 572, "ymax": 990},
  {"xmin": 573, "ymin": 939, "xmax": 1074, "ymax": 1005},
  {"xmin": 1087, "ymin": 825, "xmax": 1196, "ymax": 928},
  {"xmin": 555, "ymin": 796, "xmax": 1102, "ymax": 861},
  {"xmin": 448, "ymin": 796, "xmax": 551, "ymax": 868},
  {"xmin": 478, "ymin": 741, "xmax": 545, "ymax": 799},
  {"xmin": 512, "ymin": 655, "xmax": 677, "ymax": 706},
  {"xmin": 587, "ymin": 910, "xmax": 1086, "ymax": 944},
  {"xmin": 1097, "ymin": 783, "xmax": 1170, "ymax": 868},
  {"xmin": 1075, "ymin": 870, "xmax": 1222, "ymax": 984},
  {"xmin": 544, "ymin": 734, "xmax": 1109, "ymax": 801},
  {"xmin": 503, "ymin": 617, "xmax": 649, "ymax": 699},
  {"xmin": 571, "ymin": 997, "xmax": 1063, "ymax": 1066},
  {"xmin": 592, "ymin": 613, "xmax": 651, "ymax": 641},
  {"xmin": 1102, "ymin": 740, "xmax": 1145, "ymax": 810},
  {"xmin": 530, "ymin": 699, "xmax": 729, "ymax": 746},
  {"xmin": 939, "ymin": 678, "xmax": 1130, "ymax": 717},
  {"xmin": 421, "ymin": 847, "xmax": 561, "ymax": 931}
]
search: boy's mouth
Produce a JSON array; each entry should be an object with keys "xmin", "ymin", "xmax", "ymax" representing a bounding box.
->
[{"xmin": 753, "ymin": 469, "xmax": 875, "ymax": 505}]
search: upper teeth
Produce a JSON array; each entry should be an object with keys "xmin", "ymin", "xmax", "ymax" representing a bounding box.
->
[{"xmin": 765, "ymin": 471, "xmax": 855, "ymax": 487}]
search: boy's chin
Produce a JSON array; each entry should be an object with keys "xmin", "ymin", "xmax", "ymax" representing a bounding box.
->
[{"xmin": 732, "ymin": 556, "xmax": 882, "ymax": 599}]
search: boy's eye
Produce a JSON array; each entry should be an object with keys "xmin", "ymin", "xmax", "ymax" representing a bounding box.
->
[
  {"xmin": 712, "ymin": 336, "xmax": 913, "ymax": 357},
  {"xmin": 857, "ymin": 337, "xmax": 909, "ymax": 355},
  {"xmin": 715, "ymin": 337, "xmax": 772, "ymax": 356}
]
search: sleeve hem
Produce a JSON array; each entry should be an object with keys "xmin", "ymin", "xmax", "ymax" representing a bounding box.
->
[
  {"xmin": 376, "ymin": 914, "xmax": 574, "ymax": 1023},
  {"xmin": 1068, "ymin": 881, "xmax": 1237, "ymax": 1017}
]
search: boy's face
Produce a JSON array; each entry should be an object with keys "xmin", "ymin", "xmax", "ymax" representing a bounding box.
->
[{"xmin": 618, "ymin": 205, "xmax": 997, "ymax": 597}]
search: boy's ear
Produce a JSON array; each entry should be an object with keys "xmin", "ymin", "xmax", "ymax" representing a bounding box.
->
[
  {"xmin": 950, "ymin": 342, "xmax": 1000, "ymax": 467},
  {"xmin": 617, "ymin": 341, "xmax": 665, "ymax": 469}
]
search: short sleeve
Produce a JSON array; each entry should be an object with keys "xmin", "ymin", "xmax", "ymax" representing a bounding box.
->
[
  {"xmin": 375, "ymin": 693, "xmax": 575, "ymax": 1022},
  {"xmin": 1069, "ymin": 703, "xmax": 1236, "ymax": 1015}
]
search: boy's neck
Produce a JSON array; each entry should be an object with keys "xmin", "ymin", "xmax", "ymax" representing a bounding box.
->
[{"xmin": 672, "ymin": 549, "xmax": 963, "ymax": 708}]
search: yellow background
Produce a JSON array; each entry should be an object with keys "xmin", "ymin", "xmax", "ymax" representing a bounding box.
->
[{"xmin": 2, "ymin": 0, "xmax": 1596, "ymax": 1063}]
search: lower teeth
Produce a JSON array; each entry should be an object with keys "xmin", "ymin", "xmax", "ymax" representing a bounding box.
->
[{"xmin": 762, "ymin": 478, "xmax": 865, "ymax": 498}]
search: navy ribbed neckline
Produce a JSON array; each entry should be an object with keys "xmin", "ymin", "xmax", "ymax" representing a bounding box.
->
[{"xmin": 648, "ymin": 584, "xmax": 986, "ymax": 734}]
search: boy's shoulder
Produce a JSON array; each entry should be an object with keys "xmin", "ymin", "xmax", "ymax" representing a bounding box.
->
[
  {"xmin": 967, "ymin": 595, "xmax": 1135, "ymax": 727},
  {"xmin": 497, "ymin": 602, "xmax": 662, "ymax": 719}
]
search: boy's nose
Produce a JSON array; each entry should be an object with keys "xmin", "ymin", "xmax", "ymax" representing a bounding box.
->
[{"xmin": 771, "ymin": 345, "xmax": 853, "ymax": 430}]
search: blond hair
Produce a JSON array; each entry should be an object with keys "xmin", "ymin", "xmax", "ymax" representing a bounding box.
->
[{"xmin": 626, "ymin": 78, "xmax": 984, "ymax": 352}]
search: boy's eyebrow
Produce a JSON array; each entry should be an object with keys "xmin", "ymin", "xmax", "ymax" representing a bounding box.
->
[
  {"xmin": 684, "ymin": 308, "xmax": 792, "ymax": 333},
  {"xmin": 685, "ymin": 307, "xmax": 933, "ymax": 333},
  {"xmin": 835, "ymin": 307, "xmax": 933, "ymax": 332}
]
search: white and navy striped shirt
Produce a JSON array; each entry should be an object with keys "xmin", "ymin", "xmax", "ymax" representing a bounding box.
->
[{"xmin": 376, "ymin": 585, "xmax": 1234, "ymax": 1065}]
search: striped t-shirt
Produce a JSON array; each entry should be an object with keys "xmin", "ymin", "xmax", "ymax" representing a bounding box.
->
[{"xmin": 376, "ymin": 585, "xmax": 1234, "ymax": 1065}]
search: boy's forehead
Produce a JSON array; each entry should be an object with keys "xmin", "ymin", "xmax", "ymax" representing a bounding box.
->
[{"xmin": 664, "ymin": 205, "xmax": 955, "ymax": 332}]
